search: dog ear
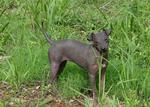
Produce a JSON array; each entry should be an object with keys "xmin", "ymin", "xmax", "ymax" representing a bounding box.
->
[
  {"xmin": 103, "ymin": 29, "xmax": 112, "ymax": 36},
  {"xmin": 87, "ymin": 32, "xmax": 95, "ymax": 41}
]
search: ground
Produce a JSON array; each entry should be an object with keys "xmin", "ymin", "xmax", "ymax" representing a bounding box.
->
[{"xmin": 0, "ymin": 0, "xmax": 150, "ymax": 107}]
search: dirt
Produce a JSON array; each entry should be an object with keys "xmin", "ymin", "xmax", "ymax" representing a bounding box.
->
[{"xmin": 0, "ymin": 81, "xmax": 84, "ymax": 107}]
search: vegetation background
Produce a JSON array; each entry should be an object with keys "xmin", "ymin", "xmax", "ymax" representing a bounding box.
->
[{"xmin": 0, "ymin": 0, "xmax": 150, "ymax": 106}]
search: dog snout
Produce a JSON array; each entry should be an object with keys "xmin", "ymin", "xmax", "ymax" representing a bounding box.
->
[{"xmin": 102, "ymin": 48, "xmax": 107, "ymax": 52}]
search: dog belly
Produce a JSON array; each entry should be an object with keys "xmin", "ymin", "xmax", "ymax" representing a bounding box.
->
[
  {"xmin": 71, "ymin": 57, "xmax": 88, "ymax": 70},
  {"xmin": 62, "ymin": 54, "xmax": 88, "ymax": 69}
]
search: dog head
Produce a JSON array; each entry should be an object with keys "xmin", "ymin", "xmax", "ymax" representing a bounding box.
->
[{"xmin": 87, "ymin": 29, "xmax": 111, "ymax": 53}]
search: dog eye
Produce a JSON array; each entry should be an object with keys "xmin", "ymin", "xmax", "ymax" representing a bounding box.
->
[{"xmin": 105, "ymin": 39, "xmax": 108, "ymax": 42}]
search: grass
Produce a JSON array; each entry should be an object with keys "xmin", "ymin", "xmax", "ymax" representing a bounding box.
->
[{"xmin": 0, "ymin": 0, "xmax": 150, "ymax": 106}]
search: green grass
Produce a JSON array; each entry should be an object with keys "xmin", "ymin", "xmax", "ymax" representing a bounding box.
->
[{"xmin": 0, "ymin": 0, "xmax": 150, "ymax": 106}]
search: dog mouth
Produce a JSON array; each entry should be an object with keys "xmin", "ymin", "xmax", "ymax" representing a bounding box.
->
[
  {"xmin": 96, "ymin": 48, "xmax": 107, "ymax": 53},
  {"xmin": 93, "ymin": 45, "xmax": 107, "ymax": 53}
]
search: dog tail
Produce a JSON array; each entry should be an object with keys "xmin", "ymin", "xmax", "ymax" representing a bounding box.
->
[
  {"xmin": 44, "ymin": 32, "xmax": 53, "ymax": 45},
  {"xmin": 36, "ymin": 21, "xmax": 53, "ymax": 45}
]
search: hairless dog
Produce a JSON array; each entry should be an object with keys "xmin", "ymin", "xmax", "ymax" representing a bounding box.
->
[{"xmin": 44, "ymin": 29, "xmax": 111, "ymax": 104}]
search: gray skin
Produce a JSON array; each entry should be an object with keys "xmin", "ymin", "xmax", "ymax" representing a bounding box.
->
[{"xmin": 44, "ymin": 29, "xmax": 111, "ymax": 102}]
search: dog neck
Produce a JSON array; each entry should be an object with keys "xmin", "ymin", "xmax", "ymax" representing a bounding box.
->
[
  {"xmin": 89, "ymin": 43, "xmax": 102, "ymax": 54},
  {"xmin": 93, "ymin": 46, "xmax": 103, "ymax": 54}
]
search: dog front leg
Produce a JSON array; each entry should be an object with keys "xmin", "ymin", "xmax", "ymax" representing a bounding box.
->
[
  {"xmin": 100, "ymin": 53, "xmax": 108, "ymax": 93},
  {"xmin": 89, "ymin": 74, "xmax": 97, "ymax": 100}
]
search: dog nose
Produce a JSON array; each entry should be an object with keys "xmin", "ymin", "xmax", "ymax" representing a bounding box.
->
[{"xmin": 102, "ymin": 48, "xmax": 106, "ymax": 52}]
